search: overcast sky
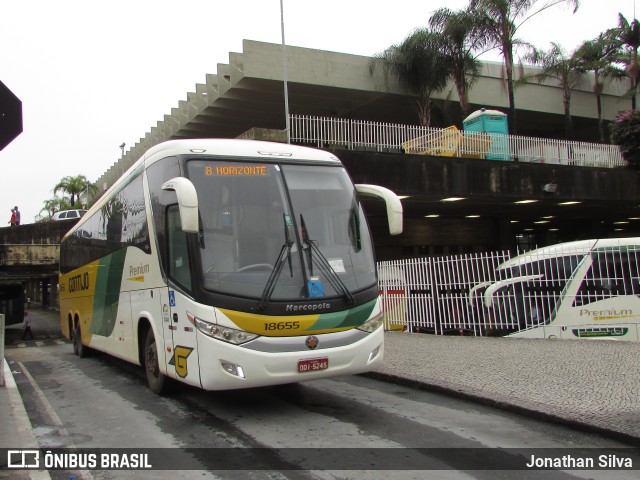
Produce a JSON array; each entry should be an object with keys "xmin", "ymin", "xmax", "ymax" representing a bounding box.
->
[{"xmin": 0, "ymin": 0, "xmax": 635, "ymax": 224}]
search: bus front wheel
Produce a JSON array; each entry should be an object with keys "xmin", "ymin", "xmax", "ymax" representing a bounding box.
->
[{"xmin": 144, "ymin": 329, "xmax": 169, "ymax": 395}]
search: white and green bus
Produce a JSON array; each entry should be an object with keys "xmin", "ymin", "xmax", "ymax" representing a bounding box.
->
[
  {"xmin": 474, "ymin": 238, "xmax": 640, "ymax": 341},
  {"xmin": 59, "ymin": 139, "xmax": 403, "ymax": 393}
]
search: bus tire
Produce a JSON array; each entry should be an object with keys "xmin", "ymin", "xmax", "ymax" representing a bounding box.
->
[
  {"xmin": 144, "ymin": 329, "xmax": 169, "ymax": 395},
  {"xmin": 73, "ymin": 324, "xmax": 88, "ymax": 358}
]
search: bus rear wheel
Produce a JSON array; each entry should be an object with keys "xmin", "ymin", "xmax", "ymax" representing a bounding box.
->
[
  {"xmin": 144, "ymin": 329, "xmax": 169, "ymax": 395},
  {"xmin": 73, "ymin": 324, "xmax": 88, "ymax": 358}
]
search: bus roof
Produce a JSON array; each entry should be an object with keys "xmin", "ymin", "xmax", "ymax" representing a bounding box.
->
[
  {"xmin": 142, "ymin": 139, "xmax": 342, "ymax": 165},
  {"xmin": 62, "ymin": 139, "xmax": 342, "ymax": 242},
  {"xmin": 497, "ymin": 237, "xmax": 640, "ymax": 271}
]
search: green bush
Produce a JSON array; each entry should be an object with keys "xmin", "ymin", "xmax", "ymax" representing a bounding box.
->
[{"xmin": 610, "ymin": 110, "xmax": 640, "ymax": 167}]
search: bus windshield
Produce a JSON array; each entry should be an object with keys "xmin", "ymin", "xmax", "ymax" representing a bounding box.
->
[{"xmin": 187, "ymin": 160, "xmax": 376, "ymax": 302}]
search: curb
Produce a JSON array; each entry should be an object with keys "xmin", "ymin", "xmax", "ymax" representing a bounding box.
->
[
  {"xmin": 363, "ymin": 370, "xmax": 640, "ymax": 447},
  {"xmin": 2, "ymin": 359, "xmax": 52, "ymax": 480}
]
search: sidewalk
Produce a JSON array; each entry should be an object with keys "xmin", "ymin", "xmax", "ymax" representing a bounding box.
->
[
  {"xmin": 1, "ymin": 356, "xmax": 50, "ymax": 479},
  {"xmin": 1, "ymin": 312, "xmax": 53, "ymax": 480},
  {"xmin": 1, "ymin": 310, "xmax": 639, "ymax": 477},
  {"xmin": 369, "ymin": 331, "xmax": 640, "ymax": 445}
]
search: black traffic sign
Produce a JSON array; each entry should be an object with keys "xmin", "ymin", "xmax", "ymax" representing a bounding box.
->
[{"xmin": 0, "ymin": 80, "xmax": 23, "ymax": 150}]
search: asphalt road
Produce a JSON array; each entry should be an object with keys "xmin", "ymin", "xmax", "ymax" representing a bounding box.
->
[{"xmin": 4, "ymin": 310, "xmax": 638, "ymax": 480}]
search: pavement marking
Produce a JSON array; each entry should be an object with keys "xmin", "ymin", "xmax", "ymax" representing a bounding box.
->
[
  {"xmin": 17, "ymin": 361, "xmax": 94, "ymax": 480},
  {"xmin": 7, "ymin": 338, "xmax": 67, "ymax": 350},
  {"xmin": 2, "ymin": 359, "xmax": 51, "ymax": 480}
]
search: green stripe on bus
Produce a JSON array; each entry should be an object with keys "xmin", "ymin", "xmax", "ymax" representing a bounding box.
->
[
  {"xmin": 308, "ymin": 299, "xmax": 377, "ymax": 331},
  {"xmin": 90, "ymin": 249, "xmax": 127, "ymax": 337}
]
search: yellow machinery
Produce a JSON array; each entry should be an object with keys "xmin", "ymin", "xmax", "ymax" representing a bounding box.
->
[{"xmin": 402, "ymin": 125, "xmax": 492, "ymax": 159}]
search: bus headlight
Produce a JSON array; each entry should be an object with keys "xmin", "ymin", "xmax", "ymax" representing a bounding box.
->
[
  {"xmin": 188, "ymin": 313, "xmax": 258, "ymax": 345},
  {"xmin": 356, "ymin": 311, "xmax": 384, "ymax": 333}
]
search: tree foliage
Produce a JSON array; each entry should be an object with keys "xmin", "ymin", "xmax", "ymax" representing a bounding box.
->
[
  {"xmin": 370, "ymin": 28, "xmax": 450, "ymax": 126},
  {"xmin": 429, "ymin": 8, "xmax": 483, "ymax": 120},
  {"xmin": 468, "ymin": 0, "xmax": 580, "ymax": 134},
  {"xmin": 53, "ymin": 175, "xmax": 97, "ymax": 207},
  {"xmin": 37, "ymin": 175, "xmax": 97, "ymax": 221},
  {"xmin": 574, "ymin": 32, "xmax": 625, "ymax": 141},
  {"xmin": 613, "ymin": 14, "xmax": 640, "ymax": 109},
  {"xmin": 610, "ymin": 110, "xmax": 640, "ymax": 167},
  {"xmin": 522, "ymin": 43, "xmax": 582, "ymax": 139}
]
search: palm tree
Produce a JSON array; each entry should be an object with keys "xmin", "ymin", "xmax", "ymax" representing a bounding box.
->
[
  {"xmin": 370, "ymin": 28, "xmax": 450, "ymax": 127},
  {"xmin": 614, "ymin": 13, "xmax": 640, "ymax": 109},
  {"xmin": 522, "ymin": 43, "xmax": 581, "ymax": 139},
  {"xmin": 574, "ymin": 32, "xmax": 624, "ymax": 142},
  {"xmin": 53, "ymin": 175, "xmax": 97, "ymax": 207},
  {"xmin": 39, "ymin": 197, "xmax": 71, "ymax": 221},
  {"xmin": 469, "ymin": 0, "xmax": 580, "ymax": 134},
  {"xmin": 429, "ymin": 8, "xmax": 483, "ymax": 120}
]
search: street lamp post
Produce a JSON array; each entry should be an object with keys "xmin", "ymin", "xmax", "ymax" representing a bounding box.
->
[{"xmin": 280, "ymin": 0, "xmax": 291, "ymax": 144}]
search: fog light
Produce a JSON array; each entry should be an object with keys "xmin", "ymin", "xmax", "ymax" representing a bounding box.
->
[
  {"xmin": 221, "ymin": 361, "xmax": 245, "ymax": 378},
  {"xmin": 367, "ymin": 346, "xmax": 380, "ymax": 363}
]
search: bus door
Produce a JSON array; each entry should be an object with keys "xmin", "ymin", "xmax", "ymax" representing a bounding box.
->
[{"xmin": 164, "ymin": 206, "xmax": 201, "ymax": 387}]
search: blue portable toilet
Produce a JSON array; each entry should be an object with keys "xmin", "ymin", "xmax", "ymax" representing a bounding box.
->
[{"xmin": 463, "ymin": 108, "xmax": 509, "ymax": 161}]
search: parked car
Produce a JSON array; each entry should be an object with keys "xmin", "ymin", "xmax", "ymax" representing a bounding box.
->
[{"xmin": 52, "ymin": 209, "xmax": 87, "ymax": 221}]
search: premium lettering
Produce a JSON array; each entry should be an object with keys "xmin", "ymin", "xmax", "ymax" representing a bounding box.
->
[
  {"xmin": 130, "ymin": 264, "xmax": 150, "ymax": 276},
  {"xmin": 579, "ymin": 308, "xmax": 632, "ymax": 318}
]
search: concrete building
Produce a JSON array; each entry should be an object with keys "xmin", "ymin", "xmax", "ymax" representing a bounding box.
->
[{"xmin": 85, "ymin": 39, "xmax": 639, "ymax": 258}]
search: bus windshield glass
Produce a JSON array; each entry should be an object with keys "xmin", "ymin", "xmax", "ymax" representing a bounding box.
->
[{"xmin": 187, "ymin": 160, "xmax": 376, "ymax": 301}]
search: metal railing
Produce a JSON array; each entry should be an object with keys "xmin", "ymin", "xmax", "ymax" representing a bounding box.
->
[
  {"xmin": 378, "ymin": 252, "xmax": 512, "ymax": 334},
  {"xmin": 290, "ymin": 115, "xmax": 625, "ymax": 168},
  {"xmin": 377, "ymin": 242, "xmax": 640, "ymax": 336}
]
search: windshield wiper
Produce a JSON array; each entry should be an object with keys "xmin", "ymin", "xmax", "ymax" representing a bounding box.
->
[
  {"xmin": 257, "ymin": 214, "xmax": 294, "ymax": 311},
  {"xmin": 300, "ymin": 214, "xmax": 355, "ymax": 305}
]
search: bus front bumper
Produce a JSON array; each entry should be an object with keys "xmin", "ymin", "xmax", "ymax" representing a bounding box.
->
[{"xmin": 196, "ymin": 326, "xmax": 384, "ymax": 391}]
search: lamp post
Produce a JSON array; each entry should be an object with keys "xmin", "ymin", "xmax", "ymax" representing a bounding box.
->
[
  {"xmin": 280, "ymin": 0, "xmax": 291, "ymax": 143},
  {"xmin": 119, "ymin": 142, "xmax": 126, "ymax": 159}
]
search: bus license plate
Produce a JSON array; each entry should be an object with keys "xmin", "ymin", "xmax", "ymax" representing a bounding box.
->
[{"xmin": 297, "ymin": 358, "xmax": 328, "ymax": 373}]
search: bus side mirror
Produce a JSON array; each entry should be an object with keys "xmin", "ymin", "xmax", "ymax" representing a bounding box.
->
[
  {"xmin": 355, "ymin": 184, "xmax": 403, "ymax": 235},
  {"xmin": 161, "ymin": 177, "xmax": 199, "ymax": 233}
]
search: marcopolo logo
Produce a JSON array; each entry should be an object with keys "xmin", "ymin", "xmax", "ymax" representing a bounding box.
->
[{"xmin": 285, "ymin": 302, "xmax": 331, "ymax": 312}]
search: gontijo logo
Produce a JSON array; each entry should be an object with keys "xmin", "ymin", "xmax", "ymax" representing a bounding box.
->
[{"xmin": 68, "ymin": 272, "xmax": 90, "ymax": 292}]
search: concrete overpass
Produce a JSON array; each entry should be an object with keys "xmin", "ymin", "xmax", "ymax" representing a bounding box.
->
[{"xmin": 0, "ymin": 221, "xmax": 75, "ymax": 323}]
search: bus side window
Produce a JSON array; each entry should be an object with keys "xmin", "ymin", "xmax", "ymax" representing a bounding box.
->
[
  {"xmin": 167, "ymin": 205, "xmax": 192, "ymax": 291},
  {"xmin": 146, "ymin": 157, "xmax": 181, "ymax": 277},
  {"xmin": 573, "ymin": 251, "xmax": 634, "ymax": 306}
]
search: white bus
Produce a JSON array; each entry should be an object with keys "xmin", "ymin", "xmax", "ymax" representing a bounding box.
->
[
  {"xmin": 59, "ymin": 139, "xmax": 403, "ymax": 393},
  {"xmin": 473, "ymin": 238, "xmax": 640, "ymax": 341}
]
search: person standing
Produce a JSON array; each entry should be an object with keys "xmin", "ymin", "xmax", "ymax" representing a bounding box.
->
[
  {"xmin": 13, "ymin": 206, "xmax": 20, "ymax": 225},
  {"xmin": 21, "ymin": 310, "xmax": 33, "ymax": 340},
  {"xmin": 9, "ymin": 208, "xmax": 15, "ymax": 226}
]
